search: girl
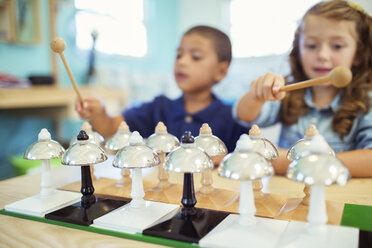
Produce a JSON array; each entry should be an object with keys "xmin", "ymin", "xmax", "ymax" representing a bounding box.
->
[{"xmin": 236, "ymin": 0, "xmax": 372, "ymax": 177}]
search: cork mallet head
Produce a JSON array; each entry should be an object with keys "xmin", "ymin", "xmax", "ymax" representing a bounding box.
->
[
  {"xmin": 330, "ymin": 66, "xmax": 352, "ymax": 88},
  {"xmin": 50, "ymin": 37, "xmax": 66, "ymax": 53}
]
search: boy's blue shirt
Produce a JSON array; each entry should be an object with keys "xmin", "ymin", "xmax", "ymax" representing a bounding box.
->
[
  {"xmin": 123, "ymin": 94, "xmax": 250, "ymax": 152},
  {"xmin": 234, "ymin": 89, "xmax": 372, "ymax": 153}
]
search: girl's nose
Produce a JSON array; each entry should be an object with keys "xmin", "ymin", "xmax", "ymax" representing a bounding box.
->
[{"xmin": 317, "ymin": 44, "xmax": 331, "ymax": 62}]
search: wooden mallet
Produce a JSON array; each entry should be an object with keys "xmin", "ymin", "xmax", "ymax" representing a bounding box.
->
[
  {"xmin": 279, "ymin": 66, "xmax": 352, "ymax": 92},
  {"xmin": 50, "ymin": 37, "xmax": 84, "ymax": 104}
]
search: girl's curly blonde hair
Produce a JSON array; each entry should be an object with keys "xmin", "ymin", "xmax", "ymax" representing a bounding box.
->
[{"xmin": 281, "ymin": 0, "xmax": 372, "ymax": 140}]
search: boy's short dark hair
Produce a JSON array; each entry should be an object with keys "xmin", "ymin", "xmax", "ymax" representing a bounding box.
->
[{"xmin": 184, "ymin": 25, "xmax": 232, "ymax": 64}]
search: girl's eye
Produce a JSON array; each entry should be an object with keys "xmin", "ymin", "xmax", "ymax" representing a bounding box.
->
[
  {"xmin": 305, "ymin": 43, "xmax": 317, "ymax": 49},
  {"xmin": 332, "ymin": 44, "xmax": 344, "ymax": 50},
  {"xmin": 176, "ymin": 53, "xmax": 181, "ymax": 59}
]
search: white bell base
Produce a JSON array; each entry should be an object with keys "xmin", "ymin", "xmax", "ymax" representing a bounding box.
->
[
  {"xmin": 92, "ymin": 200, "xmax": 179, "ymax": 234},
  {"xmin": 276, "ymin": 221, "xmax": 359, "ymax": 248},
  {"xmin": 4, "ymin": 190, "xmax": 81, "ymax": 217},
  {"xmin": 199, "ymin": 214, "xmax": 289, "ymax": 248}
]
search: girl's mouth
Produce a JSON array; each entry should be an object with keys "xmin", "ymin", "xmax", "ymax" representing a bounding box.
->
[{"xmin": 313, "ymin": 68, "xmax": 332, "ymax": 75}]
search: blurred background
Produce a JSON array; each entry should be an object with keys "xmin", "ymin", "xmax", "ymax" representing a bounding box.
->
[{"xmin": 0, "ymin": 0, "xmax": 371, "ymax": 180}]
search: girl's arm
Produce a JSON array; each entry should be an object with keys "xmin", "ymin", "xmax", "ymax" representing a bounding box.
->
[
  {"xmin": 236, "ymin": 73, "xmax": 286, "ymax": 123},
  {"xmin": 337, "ymin": 149, "xmax": 372, "ymax": 178},
  {"xmin": 272, "ymin": 148, "xmax": 372, "ymax": 178},
  {"xmin": 271, "ymin": 147, "xmax": 290, "ymax": 175}
]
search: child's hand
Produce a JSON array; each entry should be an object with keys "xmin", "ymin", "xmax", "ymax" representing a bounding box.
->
[
  {"xmin": 249, "ymin": 72, "xmax": 286, "ymax": 103},
  {"xmin": 75, "ymin": 96, "xmax": 105, "ymax": 119}
]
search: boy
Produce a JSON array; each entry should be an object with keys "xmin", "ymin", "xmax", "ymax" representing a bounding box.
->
[{"xmin": 76, "ymin": 25, "xmax": 249, "ymax": 152}]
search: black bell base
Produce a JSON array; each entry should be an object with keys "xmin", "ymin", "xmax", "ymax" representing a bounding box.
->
[
  {"xmin": 45, "ymin": 197, "xmax": 130, "ymax": 226},
  {"xmin": 143, "ymin": 207, "xmax": 229, "ymax": 244}
]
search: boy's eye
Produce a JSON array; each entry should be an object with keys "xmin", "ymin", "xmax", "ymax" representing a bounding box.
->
[
  {"xmin": 176, "ymin": 53, "xmax": 182, "ymax": 59},
  {"xmin": 192, "ymin": 55, "xmax": 201, "ymax": 61}
]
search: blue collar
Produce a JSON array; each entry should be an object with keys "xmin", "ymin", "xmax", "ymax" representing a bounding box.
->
[
  {"xmin": 170, "ymin": 93, "xmax": 224, "ymax": 122},
  {"xmin": 304, "ymin": 88, "xmax": 342, "ymax": 112}
]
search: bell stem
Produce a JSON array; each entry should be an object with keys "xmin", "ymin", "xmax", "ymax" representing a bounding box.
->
[
  {"xmin": 181, "ymin": 173, "xmax": 197, "ymax": 217},
  {"xmin": 157, "ymin": 153, "xmax": 170, "ymax": 189},
  {"xmin": 130, "ymin": 168, "xmax": 145, "ymax": 208},
  {"xmin": 238, "ymin": 180, "xmax": 256, "ymax": 226},
  {"xmin": 200, "ymin": 170, "xmax": 214, "ymax": 194},
  {"xmin": 40, "ymin": 159, "xmax": 53, "ymax": 196},
  {"xmin": 81, "ymin": 165, "xmax": 95, "ymax": 206},
  {"xmin": 307, "ymin": 184, "xmax": 328, "ymax": 234}
]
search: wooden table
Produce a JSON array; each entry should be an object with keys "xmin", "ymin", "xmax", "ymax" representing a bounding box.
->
[{"xmin": 0, "ymin": 167, "xmax": 371, "ymax": 247}]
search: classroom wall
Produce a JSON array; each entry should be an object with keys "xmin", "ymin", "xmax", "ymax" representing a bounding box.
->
[{"xmin": 0, "ymin": 0, "xmax": 371, "ymax": 180}]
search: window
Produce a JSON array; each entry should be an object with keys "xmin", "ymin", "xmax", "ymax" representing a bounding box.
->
[
  {"xmin": 230, "ymin": 0, "xmax": 319, "ymax": 57},
  {"xmin": 74, "ymin": 0, "xmax": 147, "ymax": 57}
]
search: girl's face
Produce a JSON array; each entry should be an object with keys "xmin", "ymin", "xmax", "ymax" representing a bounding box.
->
[
  {"xmin": 299, "ymin": 15, "xmax": 358, "ymax": 83},
  {"xmin": 174, "ymin": 33, "xmax": 227, "ymax": 94}
]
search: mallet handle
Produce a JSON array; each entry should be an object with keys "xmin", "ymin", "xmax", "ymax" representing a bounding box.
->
[
  {"xmin": 58, "ymin": 52, "xmax": 84, "ymax": 104},
  {"xmin": 279, "ymin": 75, "xmax": 329, "ymax": 92}
]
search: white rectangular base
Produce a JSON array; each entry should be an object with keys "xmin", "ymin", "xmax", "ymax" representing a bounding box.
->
[
  {"xmin": 92, "ymin": 200, "xmax": 179, "ymax": 234},
  {"xmin": 199, "ymin": 214, "xmax": 289, "ymax": 248},
  {"xmin": 276, "ymin": 221, "xmax": 359, "ymax": 248},
  {"xmin": 4, "ymin": 190, "xmax": 81, "ymax": 217}
]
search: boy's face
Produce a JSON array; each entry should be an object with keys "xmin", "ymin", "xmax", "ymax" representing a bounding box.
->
[
  {"xmin": 299, "ymin": 15, "xmax": 358, "ymax": 85},
  {"xmin": 174, "ymin": 33, "xmax": 228, "ymax": 94}
]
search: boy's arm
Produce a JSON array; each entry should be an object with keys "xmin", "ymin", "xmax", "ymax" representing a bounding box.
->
[
  {"xmin": 76, "ymin": 96, "xmax": 124, "ymax": 138},
  {"xmin": 89, "ymin": 113, "xmax": 124, "ymax": 138}
]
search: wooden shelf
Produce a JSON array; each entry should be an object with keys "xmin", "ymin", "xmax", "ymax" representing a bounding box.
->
[
  {"xmin": 0, "ymin": 85, "xmax": 128, "ymax": 140},
  {"xmin": 0, "ymin": 86, "xmax": 127, "ymax": 110}
]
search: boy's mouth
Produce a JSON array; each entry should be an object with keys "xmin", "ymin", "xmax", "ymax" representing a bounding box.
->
[{"xmin": 176, "ymin": 72, "xmax": 188, "ymax": 81}]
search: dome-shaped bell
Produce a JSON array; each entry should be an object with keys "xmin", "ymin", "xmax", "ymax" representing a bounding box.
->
[
  {"xmin": 70, "ymin": 121, "xmax": 104, "ymax": 147},
  {"xmin": 24, "ymin": 128, "xmax": 65, "ymax": 160},
  {"xmin": 165, "ymin": 131, "xmax": 213, "ymax": 173},
  {"xmin": 104, "ymin": 121, "xmax": 131, "ymax": 152},
  {"xmin": 63, "ymin": 130, "xmax": 107, "ymax": 166},
  {"xmin": 287, "ymin": 135, "xmax": 349, "ymax": 186},
  {"xmin": 195, "ymin": 123, "xmax": 227, "ymax": 156},
  {"xmin": 219, "ymin": 134, "xmax": 273, "ymax": 181},
  {"xmin": 146, "ymin": 122, "xmax": 179, "ymax": 153},
  {"xmin": 249, "ymin": 124, "xmax": 278, "ymax": 160},
  {"xmin": 287, "ymin": 125, "xmax": 335, "ymax": 161},
  {"xmin": 113, "ymin": 131, "xmax": 160, "ymax": 169}
]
